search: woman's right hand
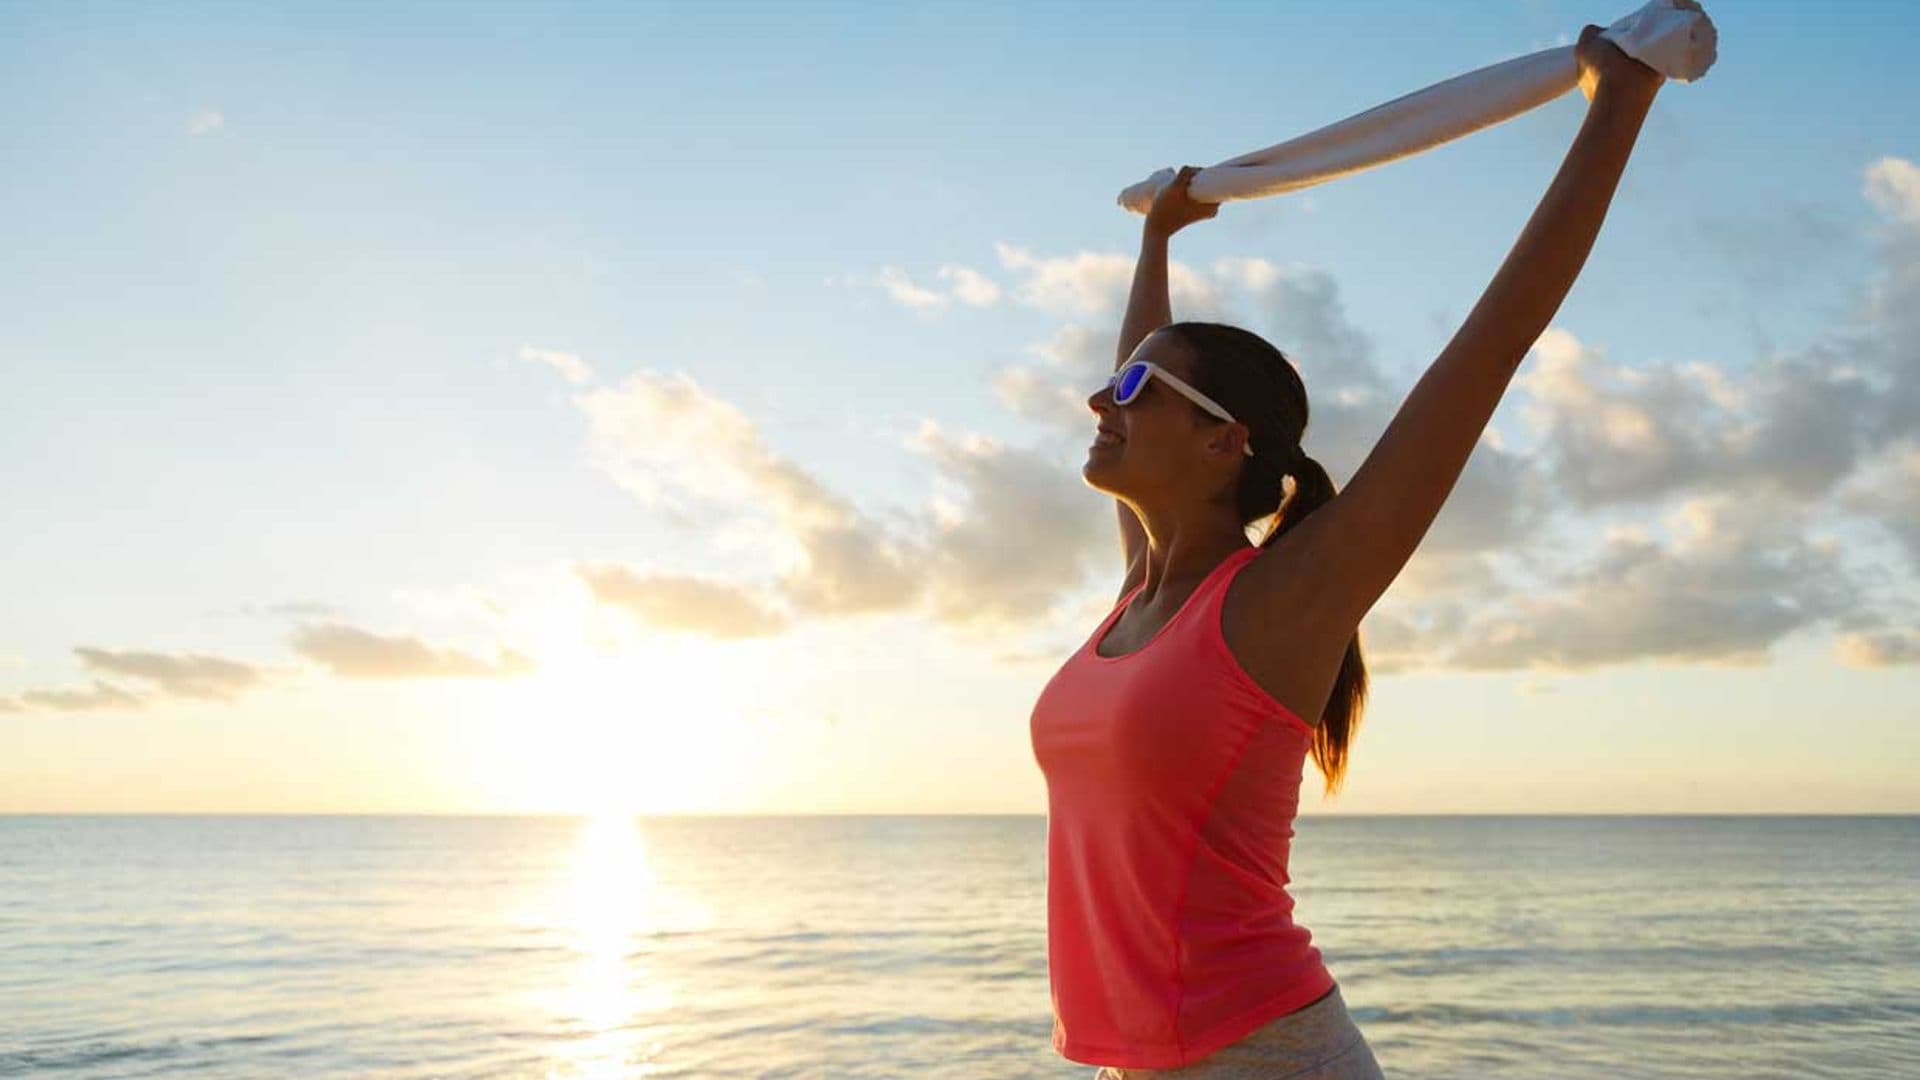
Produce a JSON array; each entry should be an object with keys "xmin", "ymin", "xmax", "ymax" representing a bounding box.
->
[
  {"xmin": 1144, "ymin": 165, "xmax": 1220, "ymax": 238},
  {"xmin": 1575, "ymin": 24, "xmax": 1661, "ymax": 102}
]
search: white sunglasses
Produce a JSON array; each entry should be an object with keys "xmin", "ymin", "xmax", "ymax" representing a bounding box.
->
[{"xmin": 1106, "ymin": 360, "xmax": 1254, "ymax": 457}]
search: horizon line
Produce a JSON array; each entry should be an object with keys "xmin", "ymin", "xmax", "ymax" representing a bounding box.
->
[{"xmin": 3, "ymin": 810, "xmax": 1916, "ymax": 819}]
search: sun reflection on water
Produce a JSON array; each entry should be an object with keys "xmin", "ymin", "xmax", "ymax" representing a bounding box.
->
[{"xmin": 542, "ymin": 815, "xmax": 685, "ymax": 1080}]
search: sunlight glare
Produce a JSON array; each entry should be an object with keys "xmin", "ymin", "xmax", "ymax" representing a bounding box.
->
[
  {"xmin": 483, "ymin": 578, "xmax": 771, "ymax": 816},
  {"xmin": 544, "ymin": 815, "xmax": 679, "ymax": 1079}
]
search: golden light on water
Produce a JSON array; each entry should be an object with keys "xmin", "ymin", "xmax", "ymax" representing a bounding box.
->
[{"xmin": 542, "ymin": 815, "xmax": 688, "ymax": 1080}]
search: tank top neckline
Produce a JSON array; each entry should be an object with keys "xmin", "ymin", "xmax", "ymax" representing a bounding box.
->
[{"xmin": 1089, "ymin": 545, "xmax": 1260, "ymax": 663}]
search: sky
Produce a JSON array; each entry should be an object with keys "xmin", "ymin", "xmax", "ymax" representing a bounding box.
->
[{"xmin": 3, "ymin": 0, "xmax": 1917, "ymax": 815}]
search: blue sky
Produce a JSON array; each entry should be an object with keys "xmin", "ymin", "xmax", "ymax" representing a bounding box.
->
[{"xmin": 4, "ymin": 1, "xmax": 1918, "ymax": 813}]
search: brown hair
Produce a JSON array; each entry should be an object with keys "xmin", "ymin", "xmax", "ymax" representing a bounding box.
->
[{"xmin": 1163, "ymin": 321, "xmax": 1369, "ymax": 796}]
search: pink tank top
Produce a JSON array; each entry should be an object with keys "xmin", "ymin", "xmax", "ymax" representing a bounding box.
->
[{"xmin": 1029, "ymin": 544, "xmax": 1334, "ymax": 1069}]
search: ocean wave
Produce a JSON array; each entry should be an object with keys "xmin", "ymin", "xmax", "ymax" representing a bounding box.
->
[{"xmin": 1352, "ymin": 998, "xmax": 1920, "ymax": 1028}]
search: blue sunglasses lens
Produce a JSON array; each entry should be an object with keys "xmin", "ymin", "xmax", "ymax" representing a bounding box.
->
[{"xmin": 1114, "ymin": 363, "xmax": 1149, "ymax": 403}]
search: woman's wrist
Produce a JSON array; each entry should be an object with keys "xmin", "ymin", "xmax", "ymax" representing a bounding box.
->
[
  {"xmin": 1597, "ymin": 51, "xmax": 1663, "ymax": 103},
  {"xmin": 1590, "ymin": 71, "xmax": 1661, "ymax": 117}
]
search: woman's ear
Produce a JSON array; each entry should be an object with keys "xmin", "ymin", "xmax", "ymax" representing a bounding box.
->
[{"xmin": 1209, "ymin": 425, "xmax": 1247, "ymax": 457}]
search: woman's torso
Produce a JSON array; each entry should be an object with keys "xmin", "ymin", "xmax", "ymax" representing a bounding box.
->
[{"xmin": 1031, "ymin": 541, "xmax": 1339, "ymax": 1069}]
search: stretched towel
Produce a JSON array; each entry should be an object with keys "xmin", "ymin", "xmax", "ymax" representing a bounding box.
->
[{"xmin": 1118, "ymin": 0, "xmax": 1717, "ymax": 214}]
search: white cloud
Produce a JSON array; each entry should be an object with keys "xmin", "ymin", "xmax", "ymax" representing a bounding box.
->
[
  {"xmin": 991, "ymin": 323, "xmax": 1113, "ymax": 432},
  {"xmin": 1516, "ymin": 328, "xmax": 1731, "ymax": 505},
  {"xmin": 290, "ymin": 623, "xmax": 534, "ymax": 679},
  {"xmin": 72, "ymin": 647, "xmax": 264, "ymax": 702},
  {"xmin": 1837, "ymin": 438, "xmax": 1920, "ymax": 565},
  {"xmin": 902, "ymin": 419, "xmax": 1110, "ymax": 631},
  {"xmin": 1835, "ymin": 627, "xmax": 1920, "ymax": 668},
  {"xmin": 560, "ymin": 352, "xmax": 1113, "ymax": 637},
  {"xmin": 994, "ymin": 242, "xmax": 1133, "ymax": 317},
  {"xmin": 187, "ymin": 109, "xmax": 225, "ymax": 136},
  {"xmin": 570, "ymin": 366, "xmax": 922, "ymax": 618},
  {"xmin": 992, "ymin": 363, "xmax": 1095, "ymax": 434},
  {"xmin": 520, "ymin": 345, "xmax": 594, "ymax": 385},
  {"xmin": 575, "ymin": 369, "xmax": 774, "ymax": 520},
  {"xmin": 18, "ymin": 679, "xmax": 143, "ymax": 713},
  {"xmin": 772, "ymin": 515, "xmax": 925, "ymax": 617},
  {"xmin": 1865, "ymin": 156, "xmax": 1920, "ymax": 228},
  {"xmin": 577, "ymin": 563, "xmax": 791, "ymax": 638},
  {"xmin": 1860, "ymin": 157, "xmax": 1920, "ymax": 443},
  {"xmin": 863, "ymin": 263, "xmax": 1004, "ymax": 312},
  {"xmin": 937, "ymin": 264, "xmax": 1002, "ymax": 307},
  {"xmin": 993, "ymin": 241, "xmax": 1224, "ymax": 320},
  {"xmin": 261, "ymin": 601, "xmax": 341, "ymax": 618},
  {"xmin": 1225, "ymin": 258, "xmax": 1387, "ymax": 403},
  {"xmin": 875, "ymin": 265, "xmax": 948, "ymax": 310},
  {"xmin": 1516, "ymin": 327, "xmax": 1879, "ymax": 507},
  {"xmin": 1444, "ymin": 492, "xmax": 1856, "ymax": 671}
]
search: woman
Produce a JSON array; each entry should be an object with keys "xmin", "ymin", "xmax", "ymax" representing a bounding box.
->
[{"xmin": 1028, "ymin": 26, "xmax": 1664, "ymax": 1079}]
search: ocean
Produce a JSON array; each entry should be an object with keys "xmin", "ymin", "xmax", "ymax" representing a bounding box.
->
[{"xmin": 2, "ymin": 814, "xmax": 1915, "ymax": 1078}]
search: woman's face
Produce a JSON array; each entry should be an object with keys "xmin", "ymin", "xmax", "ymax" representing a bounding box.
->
[{"xmin": 1083, "ymin": 330, "xmax": 1233, "ymax": 499}]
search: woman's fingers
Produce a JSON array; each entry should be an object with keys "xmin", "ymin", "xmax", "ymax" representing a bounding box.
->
[{"xmin": 1146, "ymin": 164, "xmax": 1220, "ymax": 234}]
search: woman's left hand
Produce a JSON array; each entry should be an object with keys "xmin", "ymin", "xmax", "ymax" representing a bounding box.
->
[
  {"xmin": 1144, "ymin": 165, "xmax": 1220, "ymax": 239},
  {"xmin": 1574, "ymin": 24, "xmax": 1662, "ymax": 102}
]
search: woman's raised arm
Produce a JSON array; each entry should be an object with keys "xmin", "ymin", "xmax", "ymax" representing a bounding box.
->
[{"xmin": 1299, "ymin": 27, "xmax": 1664, "ymax": 626}]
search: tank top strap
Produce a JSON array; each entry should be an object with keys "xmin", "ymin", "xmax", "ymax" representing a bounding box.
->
[
  {"xmin": 1094, "ymin": 545, "xmax": 1261, "ymax": 652},
  {"xmin": 1209, "ymin": 545, "xmax": 1263, "ymax": 597},
  {"xmin": 1184, "ymin": 544, "xmax": 1261, "ymax": 630}
]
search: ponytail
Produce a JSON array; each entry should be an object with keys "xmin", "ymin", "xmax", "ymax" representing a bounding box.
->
[{"xmin": 1257, "ymin": 449, "xmax": 1367, "ymax": 797}]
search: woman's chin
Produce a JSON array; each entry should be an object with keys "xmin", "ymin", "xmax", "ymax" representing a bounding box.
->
[{"xmin": 1081, "ymin": 456, "xmax": 1122, "ymax": 491}]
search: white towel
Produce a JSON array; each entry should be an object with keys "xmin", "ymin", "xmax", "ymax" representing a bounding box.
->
[{"xmin": 1118, "ymin": 0, "xmax": 1717, "ymax": 214}]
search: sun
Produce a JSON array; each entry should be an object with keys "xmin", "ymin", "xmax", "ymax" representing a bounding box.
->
[
  {"xmin": 512, "ymin": 649, "xmax": 726, "ymax": 817},
  {"xmin": 469, "ymin": 575, "xmax": 776, "ymax": 816},
  {"xmin": 496, "ymin": 649, "xmax": 767, "ymax": 817}
]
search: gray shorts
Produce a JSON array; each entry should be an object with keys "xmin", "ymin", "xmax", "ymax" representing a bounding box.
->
[{"xmin": 1091, "ymin": 985, "xmax": 1384, "ymax": 1079}]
